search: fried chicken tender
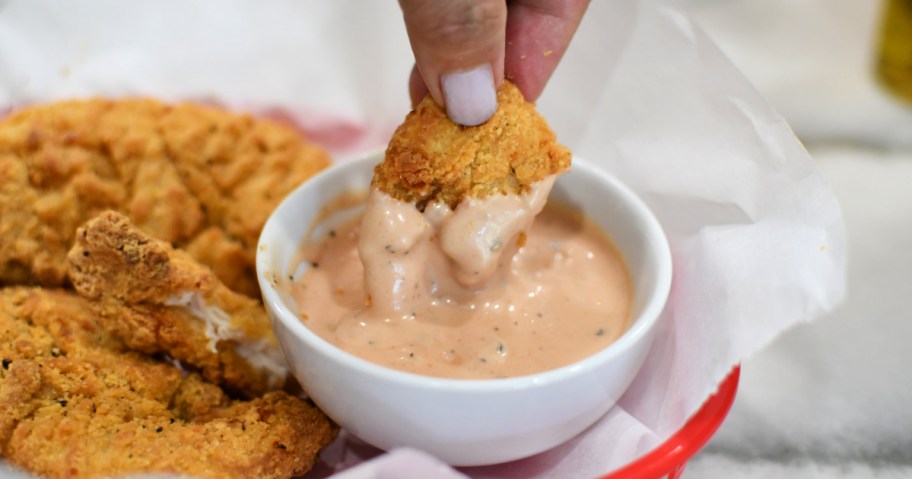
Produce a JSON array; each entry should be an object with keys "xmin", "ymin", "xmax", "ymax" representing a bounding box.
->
[
  {"xmin": 0, "ymin": 99, "xmax": 329, "ymax": 296},
  {"xmin": 0, "ymin": 287, "xmax": 337, "ymax": 479},
  {"xmin": 67, "ymin": 211, "xmax": 285, "ymax": 397},
  {"xmin": 373, "ymin": 81, "xmax": 571, "ymax": 209}
]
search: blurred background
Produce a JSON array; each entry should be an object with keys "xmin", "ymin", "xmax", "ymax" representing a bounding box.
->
[{"xmin": 680, "ymin": 0, "xmax": 912, "ymax": 477}]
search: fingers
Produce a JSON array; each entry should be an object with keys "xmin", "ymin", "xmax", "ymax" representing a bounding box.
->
[
  {"xmin": 505, "ymin": 0, "xmax": 590, "ymax": 102},
  {"xmin": 399, "ymin": 0, "xmax": 507, "ymax": 126},
  {"xmin": 400, "ymin": 0, "xmax": 589, "ymax": 121},
  {"xmin": 408, "ymin": 65, "xmax": 429, "ymax": 108}
]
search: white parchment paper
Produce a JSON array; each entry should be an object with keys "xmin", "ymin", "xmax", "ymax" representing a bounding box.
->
[{"xmin": 0, "ymin": 0, "xmax": 846, "ymax": 477}]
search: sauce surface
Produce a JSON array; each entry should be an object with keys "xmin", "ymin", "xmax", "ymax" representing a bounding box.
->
[{"xmin": 291, "ymin": 189, "xmax": 632, "ymax": 379}]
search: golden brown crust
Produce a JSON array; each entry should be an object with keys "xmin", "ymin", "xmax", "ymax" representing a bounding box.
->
[
  {"xmin": 67, "ymin": 211, "xmax": 284, "ymax": 397},
  {"xmin": 0, "ymin": 287, "xmax": 337, "ymax": 479},
  {"xmin": 0, "ymin": 99, "xmax": 329, "ymax": 296},
  {"xmin": 373, "ymin": 81, "xmax": 571, "ymax": 208}
]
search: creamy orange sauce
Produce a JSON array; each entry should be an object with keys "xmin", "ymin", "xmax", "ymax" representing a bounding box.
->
[{"xmin": 291, "ymin": 186, "xmax": 632, "ymax": 379}]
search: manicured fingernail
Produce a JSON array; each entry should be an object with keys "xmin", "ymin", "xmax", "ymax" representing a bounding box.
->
[{"xmin": 442, "ymin": 65, "xmax": 497, "ymax": 126}]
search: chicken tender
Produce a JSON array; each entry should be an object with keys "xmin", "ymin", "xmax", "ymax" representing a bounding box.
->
[
  {"xmin": 67, "ymin": 211, "xmax": 284, "ymax": 397},
  {"xmin": 373, "ymin": 81, "xmax": 571, "ymax": 209},
  {"xmin": 0, "ymin": 287, "xmax": 337, "ymax": 479},
  {"xmin": 0, "ymin": 99, "xmax": 329, "ymax": 296}
]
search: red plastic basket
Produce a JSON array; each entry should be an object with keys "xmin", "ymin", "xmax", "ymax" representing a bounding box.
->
[{"xmin": 600, "ymin": 366, "xmax": 740, "ymax": 479}]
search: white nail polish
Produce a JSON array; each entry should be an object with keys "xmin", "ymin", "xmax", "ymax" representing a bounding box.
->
[{"xmin": 441, "ymin": 65, "xmax": 497, "ymax": 126}]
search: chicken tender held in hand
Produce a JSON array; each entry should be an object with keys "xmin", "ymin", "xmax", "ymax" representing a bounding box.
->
[
  {"xmin": 67, "ymin": 211, "xmax": 285, "ymax": 397},
  {"xmin": 0, "ymin": 287, "xmax": 336, "ymax": 479},
  {"xmin": 373, "ymin": 81, "xmax": 571, "ymax": 209}
]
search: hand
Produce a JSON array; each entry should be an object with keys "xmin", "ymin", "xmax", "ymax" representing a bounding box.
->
[{"xmin": 399, "ymin": 0, "xmax": 590, "ymax": 126}]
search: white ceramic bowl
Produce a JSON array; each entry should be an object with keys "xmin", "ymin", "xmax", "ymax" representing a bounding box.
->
[{"xmin": 257, "ymin": 152, "xmax": 672, "ymax": 466}]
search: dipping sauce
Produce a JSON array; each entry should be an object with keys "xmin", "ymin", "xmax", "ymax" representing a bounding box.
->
[{"xmin": 291, "ymin": 184, "xmax": 632, "ymax": 380}]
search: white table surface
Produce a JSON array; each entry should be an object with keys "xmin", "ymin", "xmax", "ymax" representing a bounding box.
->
[{"xmin": 682, "ymin": 1, "xmax": 912, "ymax": 477}]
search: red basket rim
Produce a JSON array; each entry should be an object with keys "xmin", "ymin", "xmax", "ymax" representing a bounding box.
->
[{"xmin": 600, "ymin": 366, "xmax": 741, "ymax": 479}]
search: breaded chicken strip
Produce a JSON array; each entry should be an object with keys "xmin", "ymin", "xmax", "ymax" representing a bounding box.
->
[
  {"xmin": 0, "ymin": 287, "xmax": 337, "ymax": 479},
  {"xmin": 373, "ymin": 81, "xmax": 571, "ymax": 209},
  {"xmin": 0, "ymin": 99, "xmax": 329, "ymax": 296},
  {"xmin": 67, "ymin": 211, "xmax": 285, "ymax": 397}
]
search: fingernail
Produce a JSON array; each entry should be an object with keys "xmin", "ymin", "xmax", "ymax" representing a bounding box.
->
[{"xmin": 442, "ymin": 65, "xmax": 497, "ymax": 126}]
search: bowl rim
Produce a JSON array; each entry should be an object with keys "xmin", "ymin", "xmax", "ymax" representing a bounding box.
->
[{"xmin": 257, "ymin": 153, "xmax": 673, "ymax": 392}]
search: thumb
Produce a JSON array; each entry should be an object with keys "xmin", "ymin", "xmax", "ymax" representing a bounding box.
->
[{"xmin": 399, "ymin": 0, "xmax": 506, "ymax": 126}]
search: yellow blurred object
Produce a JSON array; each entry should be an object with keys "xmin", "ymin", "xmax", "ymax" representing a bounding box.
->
[{"xmin": 878, "ymin": 0, "xmax": 912, "ymax": 103}]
